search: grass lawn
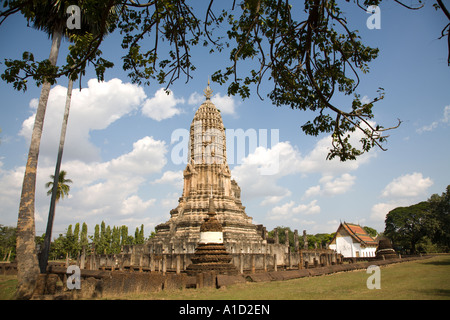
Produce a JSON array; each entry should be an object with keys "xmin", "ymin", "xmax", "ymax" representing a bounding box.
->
[
  {"xmin": 1, "ymin": 255, "xmax": 449, "ymax": 300},
  {"xmin": 123, "ymin": 255, "xmax": 450, "ymax": 300},
  {"xmin": 0, "ymin": 275, "xmax": 17, "ymax": 300}
]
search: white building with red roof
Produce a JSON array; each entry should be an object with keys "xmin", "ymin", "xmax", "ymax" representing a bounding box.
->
[{"xmin": 328, "ymin": 222, "xmax": 378, "ymax": 258}]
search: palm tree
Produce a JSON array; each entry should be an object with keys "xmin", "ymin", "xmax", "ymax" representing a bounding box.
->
[
  {"xmin": 39, "ymin": 3, "xmax": 120, "ymax": 275},
  {"xmin": 12, "ymin": 0, "xmax": 116, "ymax": 299},
  {"xmin": 45, "ymin": 170, "xmax": 72, "ymax": 203},
  {"xmin": 14, "ymin": 3, "xmax": 63, "ymax": 299}
]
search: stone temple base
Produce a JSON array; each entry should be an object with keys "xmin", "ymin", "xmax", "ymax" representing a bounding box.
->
[
  {"xmin": 375, "ymin": 239, "xmax": 398, "ymax": 259},
  {"xmin": 186, "ymin": 243, "xmax": 238, "ymax": 276}
]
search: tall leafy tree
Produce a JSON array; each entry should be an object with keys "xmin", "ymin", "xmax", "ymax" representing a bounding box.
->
[
  {"xmin": 92, "ymin": 223, "xmax": 100, "ymax": 253},
  {"xmin": 0, "ymin": 0, "xmax": 115, "ymax": 299},
  {"xmin": 428, "ymin": 185, "xmax": 450, "ymax": 250},
  {"xmin": 10, "ymin": 1, "xmax": 64, "ymax": 299},
  {"xmin": 134, "ymin": 224, "xmax": 145, "ymax": 244},
  {"xmin": 105, "ymin": 225, "xmax": 112, "ymax": 254},
  {"xmin": 73, "ymin": 222, "xmax": 80, "ymax": 256},
  {"xmin": 0, "ymin": 225, "xmax": 17, "ymax": 261},
  {"xmin": 120, "ymin": 225, "xmax": 129, "ymax": 245},
  {"xmin": 111, "ymin": 226, "xmax": 121, "ymax": 253},
  {"xmin": 99, "ymin": 221, "xmax": 107, "ymax": 254},
  {"xmin": 41, "ymin": 1, "xmax": 119, "ymax": 275},
  {"xmin": 384, "ymin": 201, "xmax": 432, "ymax": 254},
  {"xmin": 80, "ymin": 222, "xmax": 89, "ymax": 252},
  {"xmin": 64, "ymin": 224, "xmax": 76, "ymax": 258}
]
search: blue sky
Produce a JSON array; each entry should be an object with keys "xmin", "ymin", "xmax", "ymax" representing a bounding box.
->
[{"xmin": 0, "ymin": 1, "xmax": 449, "ymax": 239}]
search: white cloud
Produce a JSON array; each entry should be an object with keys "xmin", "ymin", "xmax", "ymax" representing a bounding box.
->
[
  {"xmin": 19, "ymin": 78, "xmax": 146, "ymax": 163},
  {"xmin": 231, "ymin": 142, "xmax": 302, "ymax": 204},
  {"xmin": 416, "ymin": 105, "xmax": 450, "ymax": 133},
  {"xmin": 381, "ymin": 172, "xmax": 433, "ymax": 198},
  {"xmin": 292, "ymin": 199, "xmax": 321, "ymax": 215},
  {"xmin": 188, "ymin": 92, "xmax": 203, "ymax": 106},
  {"xmin": 0, "ymin": 135, "xmax": 168, "ymax": 235},
  {"xmin": 303, "ymin": 174, "xmax": 356, "ymax": 199},
  {"xmin": 121, "ymin": 195, "xmax": 156, "ymax": 215},
  {"xmin": 370, "ymin": 172, "xmax": 434, "ymax": 226},
  {"xmin": 304, "ymin": 185, "xmax": 321, "ymax": 198},
  {"xmin": 267, "ymin": 199, "xmax": 320, "ymax": 221},
  {"xmin": 142, "ymin": 88, "xmax": 185, "ymax": 121},
  {"xmin": 211, "ymin": 93, "xmax": 238, "ymax": 115},
  {"xmin": 109, "ymin": 136, "xmax": 167, "ymax": 175},
  {"xmin": 4, "ymin": 79, "xmax": 190, "ymax": 236},
  {"xmin": 188, "ymin": 91, "xmax": 239, "ymax": 115},
  {"xmin": 260, "ymin": 192, "xmax": 292, "ymax": 206},
  {"xmin": 445, "ymin": 105, "xmax": 450, "ymax": 123},
  {"xmin": 267, "ymin": 201, "xmax": 296, "ymax": 219},
  {"xmin": 160, "ymin": 192, "xmax": 179, "ymax": 209},
  {"xmin": 321, "ymin": 173, "xmax": 356, "ymax": 196},
  {"xmin": 0, "ymin": 164, "xmax": 25, "ymax": 225},
  {"xmin": 153, "ymin": 170, "xmax": 183, "ymax": 189},
  {"xmin": 232, "ymin": 133, "xmax": 367, "ymax": 210},
  {"xmin": 370, "ymin": 202, "xmax": 399, "ymax": 222},
  {"xmin": 61, "ymin": 137, "xmax": 166, "ymax": 213},
  {"xmin": 298, "ymin": 134, "xmax": 376, "ymax": 176}
]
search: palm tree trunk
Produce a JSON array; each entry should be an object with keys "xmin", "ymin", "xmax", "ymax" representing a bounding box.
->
[
  {"xmin": 39, "ymin": 76, "xmax": 73, "ymax": 273},
  {"xmin": 15, "ymin": 26, "xmax": 62, "ymax": 300}
]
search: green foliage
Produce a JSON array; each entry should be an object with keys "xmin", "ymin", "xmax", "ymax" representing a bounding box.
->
[
  {"xmin": 212, "ymin": 0, "xmax": 399, "ymax": 161},
  {"xmin": 45, "ymin": 170, "xmax": 72, "ymax": 202},
  {"xmin": 268, "ymin": 226, "xmax": 295, "ymax": 248},
  {"xmin": 363, "ymin": 226, "xmax": 378, "ymax": 238},
  {"xmin": 428, "ymin": 185, "xmax": 450, "ymax": 249},
  {"xmin": 135, "ymin": 224, "xmax": 145, "ymax": 245},
  {"xmin": 0, "ymin": 0, "xmax": 118, "ymax": 91},
  {"xmin": 268, "ymin": 226, "xmax": 335, "ymax": 250},
  {"xmin": 29, "ymin": 221, "xmax": 151, "ymax": 260},
  {"xmin": 385, "ymin": 201, "xmax": 432, "ymax": 254},
  {"xmin": 384, "ymin": 185, "xmax": 450, "ymax": 254},
  {"xmin": 0, "ymin": 225, "xmax": 16, "ymax": 261}
]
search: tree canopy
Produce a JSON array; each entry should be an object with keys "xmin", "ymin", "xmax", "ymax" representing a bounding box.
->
[
  {"xmin": 2, "ymin": 0, "xmax": 448, "ymax": 161},
  {"xmin": 384, "ymin": 185, "xmax": 450, "ymax": 254}
]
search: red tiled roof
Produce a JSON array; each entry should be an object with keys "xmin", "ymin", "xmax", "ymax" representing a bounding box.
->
[{"xmin": 341, "ymin": 222, "xmax": 378, "ymax": 245}]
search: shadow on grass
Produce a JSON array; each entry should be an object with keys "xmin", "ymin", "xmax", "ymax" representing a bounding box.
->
[
  {"xmin": 420, "ymin": 259, "xmax": 450, "ymax": 266},
  {"xmin": 419, "ymin": 289, "xmax": 450, "ymax": 298}
]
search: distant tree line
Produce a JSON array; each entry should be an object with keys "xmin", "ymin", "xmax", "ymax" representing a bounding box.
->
[
  {"xmin": 385, "ymin": 185, "xmax": 450, "ymax": 254},
  {"xmin": 3, "ymin": 181, "xmax": 447, "ymax": 263},
  {"xmin": 43, "ymin": 221, "xmax": 146, "ymax": 260},
  {"xmin": 268, "ymin": 227, "xmax": 335, "ymax": 250},
  {"xmin": 268, "ymin": 225, "xmax": 377, "ymax": 251},
  {"xmin": 0, "ymin": 225, "xmax": 16, "ymax": 261},
  {"xmin": 1, "ymin": 221, "xmax": 146, "ymax": 262}
]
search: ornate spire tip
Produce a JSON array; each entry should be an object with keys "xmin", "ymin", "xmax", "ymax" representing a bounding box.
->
[{"xmin": 204, "ymin": 78, "xmax": 213, "ymax": 100}]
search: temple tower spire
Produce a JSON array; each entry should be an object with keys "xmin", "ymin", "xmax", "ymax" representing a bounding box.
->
[
  {"xmin": 152, "ymin": 82, "xmax": 264, "ymax": 245},
  {"xmin": 204, "ymin": 78, "xmax": 213, "ymax": 100}
]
